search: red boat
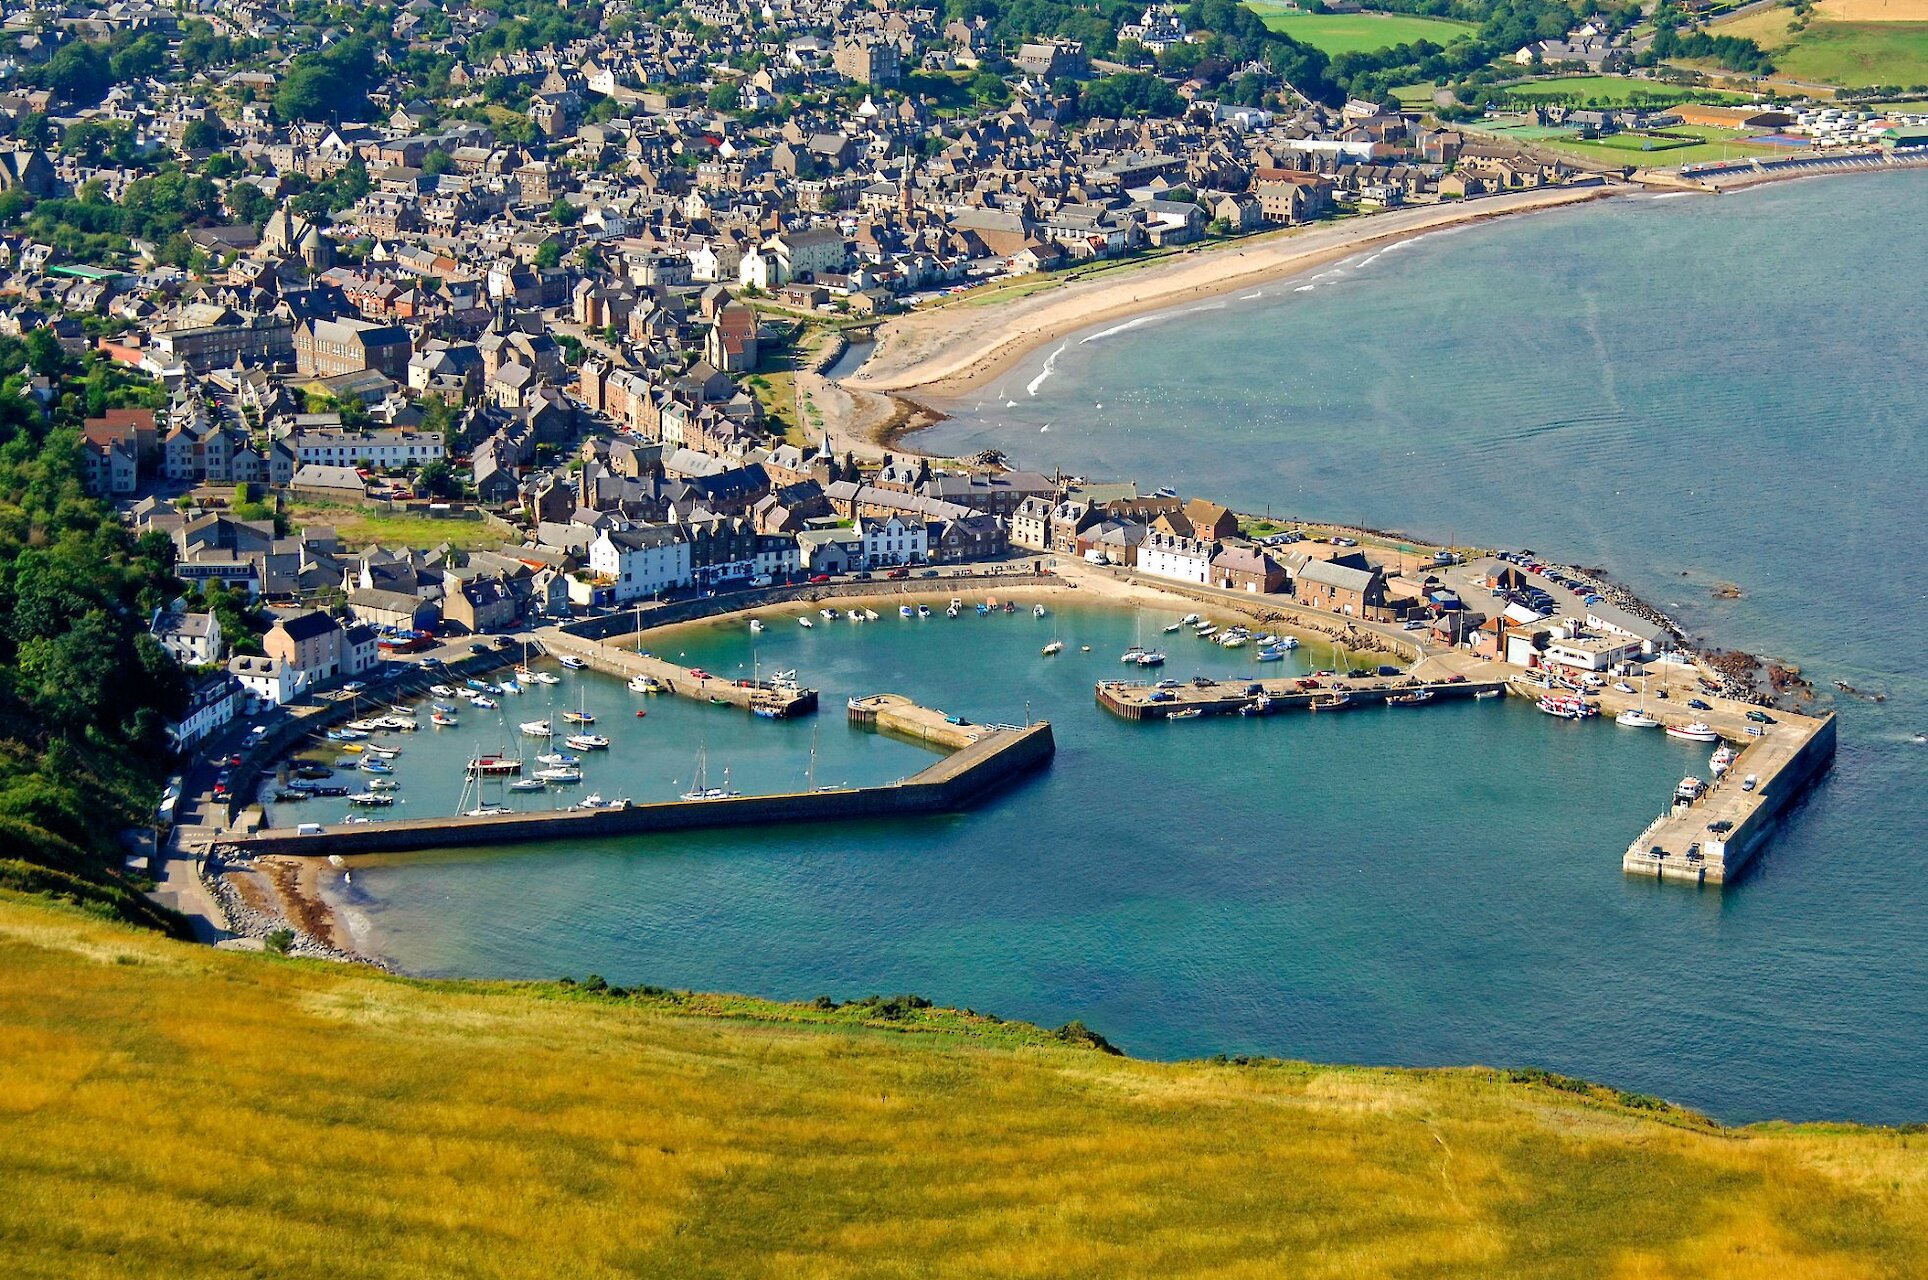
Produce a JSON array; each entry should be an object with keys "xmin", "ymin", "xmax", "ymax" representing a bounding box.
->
[{"xmin": 465, "ymin": 752, "xmax": 523, "ymax": 776}]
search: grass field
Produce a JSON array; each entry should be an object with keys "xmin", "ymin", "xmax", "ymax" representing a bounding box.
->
[
  {"xmin": 6, "ymin": 889, "xmax": 1928, "ymax": 1277},
  {"xmin": 1710, "ymin": 2, "xmax": 1928, "ymax": 86},
  {"xmin": 1242, "ymin": 2, "xmax": 1475, "ymax": 53},
  {"xmin": 1483, "ymin": 119, "xmax": 1788, "ymax": 164},
  {"xmin": 1494, "ymin": 74, "xmax": 1749, "ymax": 105},
  {"xmin": 285, "ymin": 500, "xmax": 508, "ymax": 551}
]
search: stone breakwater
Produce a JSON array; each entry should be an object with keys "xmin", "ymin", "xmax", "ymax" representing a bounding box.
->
[{"xmin": 202, "ymin": 855, "xmax": 392, "ymax": 970}]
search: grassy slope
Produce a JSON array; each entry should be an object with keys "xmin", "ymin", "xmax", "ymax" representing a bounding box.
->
[
  {"xmin": 285, "ymin": 500, "xmax": 508, "ymax": 552},
  {"xmin": 1242, "ymin": 3, "xmax": 1476, "ymax": 53},
  {"xmin": 1496, "ymin": 75, "xmax": 1748, "ymax": 105},
  {"xmin": 1710, "ymin": 3, "xmax": 1928, "ymax": 86},
  {"xmin": 5, "ymin": 889, "xmax": 1928, "ymax": 1278}
]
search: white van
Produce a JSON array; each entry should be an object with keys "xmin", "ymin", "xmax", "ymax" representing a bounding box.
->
[{"xmin": 296, "ymin": 823, "xmax": 326, "ymax": 836}]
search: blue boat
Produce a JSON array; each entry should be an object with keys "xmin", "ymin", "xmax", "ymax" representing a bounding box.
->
[
  {"xmin": 752, "ymin": 705, "xmax": 782, "ymax": 719},
  {"xmin": 359, "ymin": 758, "xmax": 394, "ymax": 774},
  {"xmin": 1255, "ymin": 648, "xmax": 1287, "ymax": 662},
  {"xmin": 465, "ymin": 678, "xmax": 491, "ymax": 691}
]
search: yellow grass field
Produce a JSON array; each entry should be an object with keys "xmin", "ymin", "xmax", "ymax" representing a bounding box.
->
[
  {"xmin": 1816, "ymin": 0, "xmax": 1928, "ymax": 20},
  {"xmin": 5, "ymin": 889, "xmax": 1928, "ymax": 1277}
]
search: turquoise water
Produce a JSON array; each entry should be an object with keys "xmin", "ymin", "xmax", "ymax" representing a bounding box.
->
[{"xmin": 343, "ymin": 173, "xmax": 1928, "ymax": 1124}]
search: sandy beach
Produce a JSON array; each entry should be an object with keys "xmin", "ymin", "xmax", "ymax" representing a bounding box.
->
[{"xmin": 842, "ymin": 185, "xmax": 1624, "ymax": 414}]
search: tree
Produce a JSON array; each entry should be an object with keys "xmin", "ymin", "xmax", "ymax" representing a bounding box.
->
[
  {"xmin": 181, "ymin": 118, "xmax": 225, "ymax": 151},
  {"xmin": 47, "ymin": 42, "xmax": 113, "ymax": 106},
  {"xmin": 225, "ymin": 183, "xmax": 271, "ymax": 226},
  {"xmin": 416, "ymin": 459, "xmax": 458, "ymax": 498},
  {"xmin": 550, "ymin": 197, "xmax": 580, "ymax": 226},
  {"xmin": 707, "ymin": 82, "xmax": 740, "ymax": 112},
  {"xmin": 534, "ymin": 240, "xmax": 562, "ymax": 270}
]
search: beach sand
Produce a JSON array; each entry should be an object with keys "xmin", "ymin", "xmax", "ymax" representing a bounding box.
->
[{"xmin": 842, "ymin": 186, "xmax": 1624, "ymax": 415}]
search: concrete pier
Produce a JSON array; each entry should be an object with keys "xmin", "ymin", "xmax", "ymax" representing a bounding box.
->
[
  {"xmin": 847, "ymin": 693, "xmax": 993, "ymax": 750},
  {"xmin": 1097, "ymin": 671, "xmax": 1504, "ymax": 720},
  {"xmin": 223, "ymin": 709, "xmax": 1054, "ymax": 858},
  {"xmin": 538, "ymin": 628, "xmax": 818, "ymax": 719}
]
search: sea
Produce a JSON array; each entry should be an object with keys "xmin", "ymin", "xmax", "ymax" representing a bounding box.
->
[{"xmin": 330, "ymin": 170, "xmax": 1928, "ymax": 1125}]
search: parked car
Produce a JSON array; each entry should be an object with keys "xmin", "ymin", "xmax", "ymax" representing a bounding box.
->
[
  {"xmin": 808, "ymin": 574, "xmax": 831, "ymax": 584},
  {"xmin": 1746, "ymin": 709, "xmax": 1775, "ymax": 724},
  {"xmin": 1377, "ymin": 665, "xmax": 1402, "ymax": 676},
  {"xmin": 342, "ymin": 681, "xmax": 366, "ymax": 693},
  {"xmin": 689, "ymin": 669, "xmax": 712, "ymax": 681},
  {"xmin": 1688, "ymin": 698, "xmax": 1712, "ymax": 711},
  {"xmin": 887, "ymin": 567, "xmax": 909, "ymax": 579}
]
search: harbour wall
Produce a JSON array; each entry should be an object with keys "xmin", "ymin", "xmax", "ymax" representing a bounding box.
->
[{"xmin": 222, "ymin": 721, "xmax": 1055, "ymax": 858}]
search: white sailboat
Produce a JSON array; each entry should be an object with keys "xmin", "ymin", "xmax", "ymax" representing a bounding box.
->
[{"xmin": 680, "ymin": 747, "xmax": 741, "ymax": 801}]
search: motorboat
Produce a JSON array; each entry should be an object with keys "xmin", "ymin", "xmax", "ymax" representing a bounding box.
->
[
  {"xmin": 798, "ymin": 616, "xmax": 814, "ymax": 628},
  {"xmin": 562, "ymin": 710, "xmax": 596, "ymax": 725},
  {"xmin": 916, "ymin": 605, "xmax": 931, "ymax": 619},
  {"xmin": 519, "ymin": 719, "xmax": 553, "ymax": 737},
  {"xmin": 1674, "ymin": 777, "xmax": 1705, "ymax": 805},
  {"xmin": 822, "ymin": 607, "xmax": 842, "ymax": 621},
  {"xmin": 463, "ymin": 805, "xmax": 510, "ymax": 818},
  {"xmin": 1387, "ymin": 689, "xmax": 1434, "ymax": 706},
  {"xmin": 1616, "ymin": 708, "xmax": 1662, "ymax": 728},
  {"xmin": 627, "ymin": 675, "xmax": 661, "ymax": 693},
  {"xmin": 535, "ymin": 751, "xmax": 579, "ymax": 767},
  {"xmin": 508, "ymin": 778, "xmax": 547, "ymax": 792},
  {"xmin": 1219, "ymin": 634, "xmax": 1246, "ymax": 649},
  {"xmin": 347, "ymin": 792, "xmax": 393, "ymax": 807},
  {"xmin": 864, "ymin": 609, "xmax": 879, "ymax": 621},
  {"xmin": 1042, "ymin": 641, "xmax": 1064, "ymax": 656},
  {"xmin": 1197, "ymin": 625, "xmax": 1218, "ymax": 639},
  {"xmin": 367, "ymin": 778, "xmax": 399, "ymax": 792},
  {"xmin": 565, "ymin": 733, "xmax": 610, "ymax": 750},
  {"xmin": 1163, "ymin": 622, "xmax": 1184, "ymax": 633},
  {"xmin": 1254, "ymin": 648, "xmax": 1287, "ymax": 662},
  {"xmin": 1034, "ymin": 604, "xmax": 1047, "ymax": 618},
  {"xmin": 976, "ymin": 602, "xmax": 990, "ymax": 616},
  {"xmin": 465, "ymin": 753, "xmax": 523, "ymax": 776},
  {"xmin": 1180, "ymin": 614, "xmax": 1200, "ymax": 625},
  {"xmin": 1310, "ymin": 693, "xmax": 1354, "ymax": 712},
  {"xmin": 1474, "ymin": 688, "xmax": 1502, "ymax": 700},
  {"xmin": 1135, "ymin": 651, "xmax": 1166, "ymax": 668},
  {"xmin": 773, "ymin": 669, "xmax": 798, "ymax": 682},
  {"xmin": 1167, "ymin": 707, "xmax": 1204, "ymax": 720},
  {"xmin": 471, "ymin": 696, "xmax": 497, "ymax": 709},
  {"xmin": 429, "ymin": 685, "xmax": 455, "ymax": 697},
  {"xmin": 536, "ymin": 766, "xmax": 584, "ymax": 784},
  {"xmin": 900, "ymin": 605, "xmax": 915, "ymax": 618},
  {"xmin": 575, "ymin": 794, "xmax": 629, "ymax": 811},
  {"xmin": 1538, "ymin": 694, "xmax": 1595, "ymax": 720},
  {"xmin": 431, "ymin": 712, "xmax": 459, "ymax": 727},
  {"xmin": 558, "ymin": 655, "xmax": 587, "ymax": 669},
  {"xmin": 1666, "ymin": 721, "xmax": 1721, "ymax": 743},
  {"xmin": 1121, "ymin": 646, "xmax": 1145, "ymax": 663},
  {"xmin": 752, "ymin": 705, "xmax": 783, "ymax": 719},
  {"xmin": 532, "ymin": 672, "xmax": 561, "ymax": 685},
  {"xmin": 1710, "ymin": 746, "xmax": 1737, "ymax": 777},
  {"xmin": 359, "ymin": 758, "xmax": 394, "ymax": 774},
  {"xmin": 749, "ymin": 619, "xmax": 765, "ymax": 634},
  {"xmin": 946, "ymin": 599, "xmax": 962, "ymax": 618}
]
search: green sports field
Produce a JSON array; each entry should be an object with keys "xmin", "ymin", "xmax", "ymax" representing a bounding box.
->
[{"xmin": 1242, "ymin": 3, "xmax": 1476, "ymax": 53}]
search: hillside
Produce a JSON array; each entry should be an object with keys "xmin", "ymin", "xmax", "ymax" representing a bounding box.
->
[{"xmin": 4, "ymin": 889, "xmax": 1927, "ymax": 1278}]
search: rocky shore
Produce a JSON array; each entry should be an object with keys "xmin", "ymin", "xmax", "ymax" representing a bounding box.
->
[{"xmin": 202, "ymin": 852, "xmax": 392, "ymax": 970}]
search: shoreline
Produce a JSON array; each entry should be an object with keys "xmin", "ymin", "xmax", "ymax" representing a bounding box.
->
[{"xmin": 843, "ymin": 186, "xmax": 1626, "ymax": 414}]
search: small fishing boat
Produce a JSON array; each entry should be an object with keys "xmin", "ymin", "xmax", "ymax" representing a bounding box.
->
[
  {"xmin": 1254, "ymin": 648, "xmax": 1287, "ymax": 662},
  {"xmin": 359, "ymin": 758, "xmax": 393, "ymax": 774},
  {"xmin": 1537, "ymin": 694, "xmax": 1592, "ymax": 720},
  {"xmin": 535, "ymin": 751, "xmax": 580, "ymax": 767},
  {"xmin": 900, "ymin": 605, "xmax": 914, "ymax": 618},
  {"xmin": 431, "ymin": 711, "xmax": 459, "ymax": 727},
  {"xmin": 1197, "ymin": 625, "xmax": 1219, "ymax": 639},
  {"xmin": 1167, "ymin": 707, "xmax": 1205, "ymax": 720},
  {"xmin": 1135, "ymin": 651, "xmax": 1166, "ymax": 668},
  {"xmin": 1042, "ymin": 641, "xmax": 1064, "ymax": 656},
  {"xmin": 627, "ymin": 675, "xmax": 661, "ymax": 693},
  {"xmin": 466, "ymin": 679, "xmax": 492, "ymax": 691},
  {"xmin": 864, "ymin": 609, "xmax": 879, "ymax": 621},
  {"xmin": 798, "ymin": 616, "xmax": 814, "ymax": 628},
  {"xmin": 1219, "ymin": 634, "xmax": 1247, "ymax": 649},
  {"xmin": 1387, "ymin": 689, "xmax": 1434, "ymax": 706},
  {"xmin": 1616, "ymin": 708, "xmax": 1661, "ymax": 728},
  {"xmin": 565, "ymin": 733, "xmax": 610, "ymax": 750},
  {"xmin": 1033, "ymin": 604, "xmax": 1047, "ymax": 618},
  {"xmin": 536, "ymin": 766, "xmax": 584, "ymax": 784},
  {"xmin": 532, "ymin": 671, "xmax": 561, "ymax": 685},
  {"xmin": 1180, "ymin": 614, "xmax": 1200, "ymax": 625},
  {"xmin": 509, "ymin": 778, "xmax": 547, "ymax": 792},
  {"xmin": 429, "ymin": 685, "xmax": 455, "ymax": 697},
  {"xmin": 562, "ymin": 710, "xmax": 596, "ymax": 725},
  {"xmin": 1674, "ymin": 777, "xmax": 1705, "ymax": 806},
  {"xmin": 519, "ymin": 719, "xmax": 553, "ymax": 737},
  {"xmin": 749, "ymin": 619, "xmax": 765, "ymax": 634},
  {"xmin": 463, "ymin": 805, "xmax": 510, "ymax": 818},
  {"xmin": 348, "ymin": 792, "xmax": 393, "ymax": 807},
  {"xmin": 1310, "ymin": 693, "xmax": 1354, "ymax": 712},
  {"xmin": 1163, "ymin": 622, "xmax": 1184, "ymax": 634},
  {"xmin": 946, "ymin": 599, "xmax": 962, "ymax": 618},
  {"xmin": 471, "ymin": 696, "xmax": 496, "ymax": 709},
  {"xmin": 514, "ymin": 666, "xmax": 536, "ymax": 683},
  {"xmin": 466, "ymin": 753, "xmax": 523, "ymax": 776},
  {"xmin": 575, "ymin": 794, "xmax": 629, "ymax": 811},
  {"xmin": 367, "ymin": 777, "xmax": 399, "ymax": 791},
  {"xmin": 558, "ymin": 655, "xmax": 587, "ymax": 670},
  {"xmin": 1666, "ymin": 721, "xmax": 1721, "ymax": 743},
  {"xmin": 821, "ymin": 607, "xmax": 841, "ymax": 621},
  {"xmin": 1474, "ymin": 688, "xmax": 1503, "ymax": 700},
  {"xmin": 917, "ymin": 604, "xmax": 931, "ymax": 619},
  {"xmin": 1709, "ymin": 745, "xmax": 1737, "ymax": 777},
  {"xmin": 1120, "ymin": 647, "xmax": 1145, "ymax": 663}
]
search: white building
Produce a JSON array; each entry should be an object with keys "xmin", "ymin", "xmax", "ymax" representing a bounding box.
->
[
  {"xmin": 857, "ymin": 514, "xmax": 927, "ymax": 568},
  {"xmin": 342, "ymin": 623, "xmax": 382, "ymax": 676},
  {"xmin": 167, "ymin": 674, "xmax": 239, "ymax": 752},
  {"xmin": 228, "ymin": 654, "xmax": 301, "ymax": 709},
  {"xmin": 589, "ymin": 524, "xmax": 692, "ymax": 602},
  {"xmin": 737, "ymin": 246, "xmax": 777, "ymax": 291},
  {"xmin": 1136, "ymin": 531, "xmax": 1215, "ymax": 586},
  {"xmin": 289, "ymin": 429, "xmax": 446, "ymax": 469},
  {"xmin": 755, "ymin": 535, "xmax": 800, "ymax": 581},
  {"xmin": 150, "ymin": 609, "xmax": 225, "ymax": 667}
]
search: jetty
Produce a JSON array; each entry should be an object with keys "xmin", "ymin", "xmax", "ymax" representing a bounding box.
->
[
  {"xmin": 539, "ymin": 628, "xmax": 818, "ymax": 719},
  {"xmin": 1096, "ymin": 671, "xmax": 1504, "ymax": 720},
  {"xmin": 221, "ymin": 701, "xmax": 1052, "ymax": 858}
]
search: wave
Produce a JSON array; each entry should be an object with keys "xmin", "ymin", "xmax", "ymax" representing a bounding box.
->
[
  {"xmin": 1081, "ymin": 315, "xmax": 1164, "ymax": 345},
  {"xmin": 1027, "ymin": 341, "xmax": 1068, "ymax": 397}
]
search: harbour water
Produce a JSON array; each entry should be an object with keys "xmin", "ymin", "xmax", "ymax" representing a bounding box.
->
[{"xmin": 338, "ymin": 172, "xmax": 1928, "ymax": 1125}]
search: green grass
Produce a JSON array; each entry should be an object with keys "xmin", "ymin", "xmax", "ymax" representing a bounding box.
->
[
  {"xmin": 1539, "ymin": 123, "xmax": 1788, "ymax": 164},
  {"xmin": 6, "ymin": 889, "xmax": 1928, "ymax": 1275},
  {"xmin": 1772, "ymin": 21, "xmax": 1928, "ymax": 87},
  {"xmin": 1494, "ymin": 74, "xmax": 1750, "ymax": 106},
  {"xmin": 287, "ymin": 500, "xmax": 508, "ymax": 552},
  {"xmin": 1242, "ymin": 2, "xmax": 1475, "ymax": 53}
]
